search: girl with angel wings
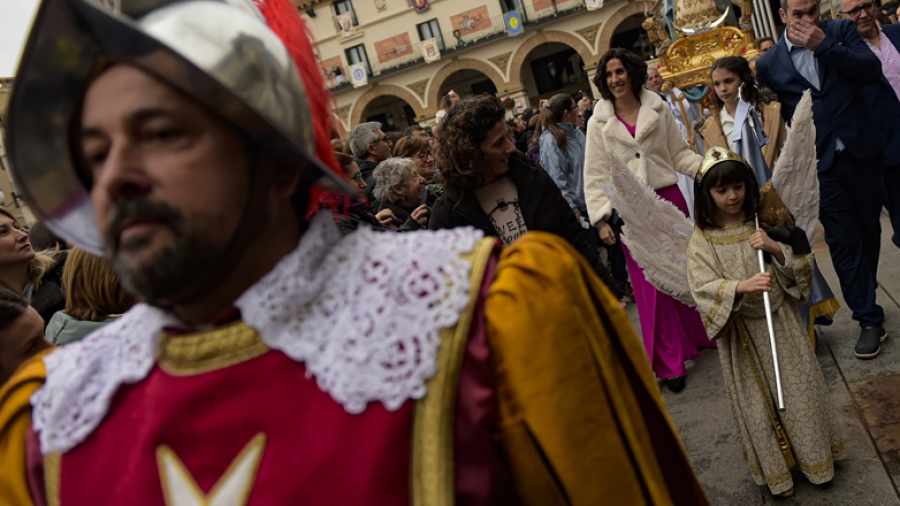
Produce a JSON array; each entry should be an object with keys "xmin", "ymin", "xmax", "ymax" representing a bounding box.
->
[
  {"xmin": 603, "ymin": 90, "xmax": 843, "ymax": 496},
  {"xmin": 686, "ymin": 148, "xmax": 844, "ymax": 498},
  {"xmin": 695, "ymin": 56, "xmax": 840, "ymax": 347}
]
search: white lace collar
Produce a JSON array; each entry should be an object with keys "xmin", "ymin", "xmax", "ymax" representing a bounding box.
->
[{"xmin": 32, "ymin": 212, "xmax": 483, "ymax": 454}]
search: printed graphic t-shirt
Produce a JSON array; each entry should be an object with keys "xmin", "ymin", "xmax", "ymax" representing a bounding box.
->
[{"xmin": 473, "ymin": 176, "xmax": 527, "ymax": 246}]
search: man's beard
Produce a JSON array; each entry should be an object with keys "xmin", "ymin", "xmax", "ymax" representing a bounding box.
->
[{"xmin": 104, "ymin": 199, "xmax": 228, "ymax": 305}]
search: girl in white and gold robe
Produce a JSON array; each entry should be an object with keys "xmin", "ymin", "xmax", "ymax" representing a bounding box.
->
[{"xmin": 687, "ymin": 151, "xmax": 844, "ymax": 497}]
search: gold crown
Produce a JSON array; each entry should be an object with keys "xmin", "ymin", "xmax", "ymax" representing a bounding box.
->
[{"xmin": 696, "ymin": 147, "xmax": 750, "ymax": 186}]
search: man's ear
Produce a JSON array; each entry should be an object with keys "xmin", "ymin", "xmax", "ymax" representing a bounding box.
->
[
  {"xmin": 274, "ymin": 169, "xmax": 302, "ymax": 200},
  {"xmin": 264, "ymin": 154, "xmax": 301, "ymax": 200},
  {"xmin": 779, "ymin": 8, "xmax": 788, "ymax": 24},
  {"xmin": 391, "ymin": 183, "xmax": 405, "ymax": 196},
  {"xmin": 366, "ymin": 143, "xmax": 378, "ymax": 156}
]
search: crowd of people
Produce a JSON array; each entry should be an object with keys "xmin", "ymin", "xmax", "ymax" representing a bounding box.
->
[{"xmin": 0, "ymin": 0, "xmax": 897, "ymax": 502}]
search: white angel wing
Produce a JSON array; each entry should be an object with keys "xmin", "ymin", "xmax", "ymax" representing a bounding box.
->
[
  {"xmin": 600, "ymin": 166, "xmax": 696, "ymax": 306},
  {"xmin": 771, "ymin": 91, "xmax": 818, "ymax": 245}
]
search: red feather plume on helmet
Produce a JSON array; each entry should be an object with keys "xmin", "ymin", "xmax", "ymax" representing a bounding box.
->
[{"xmin": 251, "ymin": 0, "xmax": 350, "ymax": 216}]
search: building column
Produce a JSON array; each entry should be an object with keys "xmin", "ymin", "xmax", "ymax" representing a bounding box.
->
[{"xmin": 585, "ymin": 64, "xmax": 601, "ymax": 100}]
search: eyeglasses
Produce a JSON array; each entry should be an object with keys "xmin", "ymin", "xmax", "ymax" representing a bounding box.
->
[
  {"xmin": 373, "ymin": 136, "xmax": 390, "ymax": 146},
  {"xmin": 416, "ymin": 150, "xmax": 434, "ymax": 161},
  {"xmin": 566, "ymin": 105, "xmax": 579, "ymax": 111},
  {"xmin": 842, "ymin": 2, "xmax": 874, "ymax": 17},
  {"xmin": 349, "ymin": 172, "xmax": 364, "ymax": 183}
]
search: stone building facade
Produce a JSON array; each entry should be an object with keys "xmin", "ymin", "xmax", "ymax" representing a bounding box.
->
[{"xmin": 299, "ymin": 0, "xmax": 667, "ymax": 134}]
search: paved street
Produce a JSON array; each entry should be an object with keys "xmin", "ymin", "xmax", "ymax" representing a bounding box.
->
[{"xmin": 625, "ymin": 212, "xmax": 900, "ymax": 504}]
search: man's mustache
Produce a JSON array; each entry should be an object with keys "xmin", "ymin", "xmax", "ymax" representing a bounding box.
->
[{"xmin": 104, "ymin": 199, "xmax": 182, "ymax": 249}]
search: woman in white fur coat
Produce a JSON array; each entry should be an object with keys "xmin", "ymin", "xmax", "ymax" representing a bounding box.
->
[{"xmin": 583, "ymin": 48, "xmax": 713, "ymax": 393}]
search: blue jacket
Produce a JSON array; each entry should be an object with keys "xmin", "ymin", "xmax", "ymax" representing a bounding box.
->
[
  {"xmin": 539, "ymin": 124, "xmax": 586, "ymax": 213},
  {"xmin": 756, "ymin": 19, "xmax": 884, "ymax": 172},
  {"xmin": 862, "ymin": 23, "xmax": 900, "ymax": 164}
]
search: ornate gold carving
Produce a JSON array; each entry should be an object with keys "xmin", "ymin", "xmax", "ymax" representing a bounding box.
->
[
  {"xmin": 574, "ymin": 23, "xmax": 602, "ymax": 48},
  {"xmin": 408, "ymin": 79, "xmax": 430, "ymax": 102},
  {"xmin": 487, "ymin": 52, "xmax": 512, "ymax": 75},
  {"xmin": 157, "ymin": 322, "xmax": 269, "ymax": 375},
  {"xmin": 659, "ymin": 27, "xmax": 759, "ymax": 89}
]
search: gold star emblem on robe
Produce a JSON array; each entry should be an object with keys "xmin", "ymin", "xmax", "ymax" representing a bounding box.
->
[{"xmin": 157, "ymin": 433, "xmax": 267, "ymax": 506}]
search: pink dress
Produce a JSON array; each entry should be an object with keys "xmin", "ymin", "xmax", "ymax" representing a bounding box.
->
[{"xmin": 617, "ymin": 114, "xmax": 714, "ymax": 379}]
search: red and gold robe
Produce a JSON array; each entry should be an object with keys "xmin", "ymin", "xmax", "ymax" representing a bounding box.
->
[{"xmin": 5, "ymin": 230, "xmax": 708, "ymax": 505}]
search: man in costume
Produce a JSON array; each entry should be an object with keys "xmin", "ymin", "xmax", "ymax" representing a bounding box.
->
[
  {"xmin": 0, "ymin": 0, "xmax": 709, "ymax": 504},
  {"xmin": 756, "ymin": 0, "xmax": 888, "ymax": 359}
]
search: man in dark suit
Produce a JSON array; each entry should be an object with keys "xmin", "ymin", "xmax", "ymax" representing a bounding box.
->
[
  {"xmin": 837, "ymin": 0, "xmax": 900, "ymax": 250},
  {"xmin": 756, "ymin": 0, "xmax": 887, "ymax": 359}
]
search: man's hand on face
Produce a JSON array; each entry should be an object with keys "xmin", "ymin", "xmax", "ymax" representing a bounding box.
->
[{"xmin": 789, "ymin": 19, "xmax": 826, "ymax": 50}]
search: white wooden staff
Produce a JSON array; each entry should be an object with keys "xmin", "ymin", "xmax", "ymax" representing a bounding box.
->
[{"xmin": 756, "ymin": 215, "xmax": 785, "ymax": 412}]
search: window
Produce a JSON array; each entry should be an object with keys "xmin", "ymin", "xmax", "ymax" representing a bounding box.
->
[
  {"xmin": 416, "ymin": 19, "xmax": 445, "ymax": 51},
  {"xmin": 345, "ymin": 44, "xmax": 371, "ymax": 75},
  {"xmin": 333, "ymin": 0, "xmax": 358, "ymax": 26},
  {"xmin": 499, "ymin": 0, "xmax": 529, "ymax": 21}
]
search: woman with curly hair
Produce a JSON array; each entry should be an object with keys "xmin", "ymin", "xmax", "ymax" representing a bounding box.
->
[
  {"xmin": 584, "ymin": 48, "xmax": 712, "ymax": 392},
  {"xmin": 430, "ymin": 93, "xmax": 623, "ymax": 299}
]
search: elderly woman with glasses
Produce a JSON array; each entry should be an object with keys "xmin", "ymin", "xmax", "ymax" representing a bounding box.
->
[
  {"xmin": 373, "ymin": 158, "xmax": 429, "ymax": 231},
  {"xmin": 392, "ymin": 135, "xmax": 443, "ymax": 206}
]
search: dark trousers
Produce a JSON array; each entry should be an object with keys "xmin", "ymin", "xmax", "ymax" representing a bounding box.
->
[
  {"xmin": 818, "ymin": 154, "xmax": 885, "ymax": 327},
  {"xmin": 607, "ymin": 234, "xmax": 629, "ymax": 287},
  {"xmin": 884, "ymin": 163, "xmax": 900, "ymax": 243}
]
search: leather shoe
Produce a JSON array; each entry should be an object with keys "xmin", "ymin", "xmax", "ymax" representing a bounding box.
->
[
  {"xmin": 666, "ymin": 375, "xmax": 687, "ymax": 393},
  {"xmin": 855, "ymin": 326, "xmax": 887, "ymax": 359},
  {"xmin": 776, "ymin": 487, "xmax": 794, "ymax": 498}
]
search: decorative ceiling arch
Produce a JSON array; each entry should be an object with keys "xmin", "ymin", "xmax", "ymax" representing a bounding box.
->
[
  {"xmin": 508, "ymin": 30, "xmax": 595, "ymax": 86},
  {"xmin": 427, "ymin": 59, "xmax": 507, "ymax": 114},
  {"xmin": 595, "ymin": 2, "xmax": 648, "ymax": 64},
  {"xmin": 349, "ymin": 84, "xmax": 423, "ymax": 128}
]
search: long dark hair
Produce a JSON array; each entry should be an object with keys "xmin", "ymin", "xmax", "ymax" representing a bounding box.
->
[
  {"xmin": 694, "ymin": 160, "xmax": 760, "ymax": 230},
  {"xmin": 537, "ymin": 93, "xmax": 575, "ymax": 150},
  {"xmin": 710, "ymin": 57, "xmax": 766, "ymax": 118},
  {"xmin": 593, "ymin": 48, "xmax": 647, "ymax": 103}
]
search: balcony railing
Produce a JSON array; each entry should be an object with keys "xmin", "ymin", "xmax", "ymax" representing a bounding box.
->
[
  {"xmin": 524, "ymin": 0, "xmax": 586, "ymax": 22},
  {"xmin": 325, "ymin": 0, "xmax": 590, "ymax": 89},
  {"xmin": 371, "ymin": 41, "xmax": 425, "ymax": 75},
  {"xmin": 441, "ymin": 13, "xmax": 508, "ymax": 52}
]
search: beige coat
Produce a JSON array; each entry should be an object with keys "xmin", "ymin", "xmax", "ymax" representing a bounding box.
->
[
  {"xmin": 696, "ymin": 101, "xmax": 787, "ymax": 172},
  {"xmin": 584, "ymin": 89, "xmax": 703, "ymax": 225}
]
